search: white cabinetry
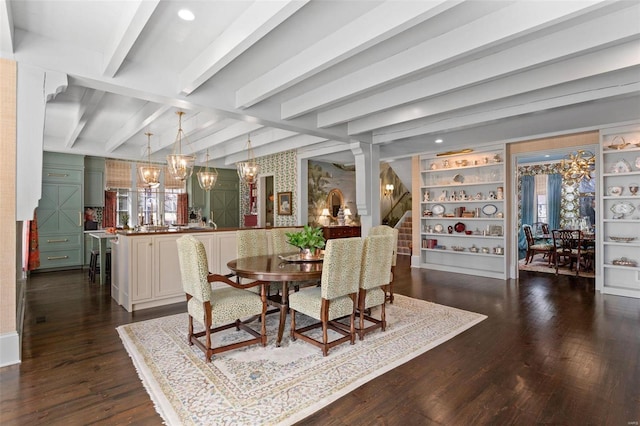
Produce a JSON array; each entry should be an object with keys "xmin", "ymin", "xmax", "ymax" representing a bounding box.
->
[
  {"xmin": 419, "ymin": 146, "xmax": 507, "ymax": 279},
  {"xmin": 113, "ymin": 231, "xmax": 238, "ymax": 311},
  {"xmin": 598, "ymin": 124, "xmax": 640, "ymax": 298}
]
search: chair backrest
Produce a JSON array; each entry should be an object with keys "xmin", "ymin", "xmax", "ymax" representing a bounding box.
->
[
  {"xmin": 270, "ymin": 227, "xmax": 299, "ymax": 255},
  {"xmin": 360, "ymin": 235, "xmax": 394, "ymax": 290},
  {"xmin": 541, "ymin": 223, "xmax": 550, "ymax": 234},
  {"xmin": 523, "ymin": 224, "xmax": 535, "ymax": 247},
  {"xmin": 236, "ymin": 229, "xmax": 268, "ymax": 258},
  {"xmin": 176, "ymin": 235, "xmax": 211, "ymax": 303},
  {"xmin": 369, "ymin": 225, "xmax": 399, "ymax": 267},
  {"xmin": 321, "ymin": 237, "xmax": 363, "ymax": 300},
  {"xmin": 552, "ymin": 229, "xmax": 582, "ymax": 255}
]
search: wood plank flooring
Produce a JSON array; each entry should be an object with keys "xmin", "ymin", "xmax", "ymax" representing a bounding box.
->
[{"xmin": 1, "ymin": 258, "xmax": 639, "ymax": 425}]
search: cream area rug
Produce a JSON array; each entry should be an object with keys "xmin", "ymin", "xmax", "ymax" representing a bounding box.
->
[{"xmin": 117, "ymin": 294, "xmax": 486, "ymax": 425}]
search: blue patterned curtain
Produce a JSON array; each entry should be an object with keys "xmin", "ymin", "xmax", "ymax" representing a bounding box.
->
[
  {"xmin": 547, "ymin": 174, "xmax": 562, "ymax": 231},
  {"xmin": 519, "ymin": 175, "xmax": 535, "ymax": 250}
]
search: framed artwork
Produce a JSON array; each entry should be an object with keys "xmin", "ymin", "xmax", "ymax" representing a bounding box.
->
[{"xmin": 277, "ymin": 192, "xmax": 292, "ymax": 215}]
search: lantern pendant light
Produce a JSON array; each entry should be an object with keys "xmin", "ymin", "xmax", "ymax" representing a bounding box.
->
[
  {"xmin": 197, "ymin": 149, "xmax": 218, "ymax": 191},
  {"xmin": 236, "ymin": 134, "xmax": 259, "ymax": 185},
  {"xmin": 138, "ymin": 132, "xmax": 161, "ymax": 189},
  {"xmin": 166, "ymin": 111, "xmax": 195, "ymax": 181}
]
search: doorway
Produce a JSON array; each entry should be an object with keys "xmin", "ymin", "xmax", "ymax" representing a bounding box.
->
[
  {"xmin": 258, "ymin": 174, "xmax": 274, "ymax": 227},
  {"xmin": 512, "ymin": 144, "xmax": 598, "ymax": 279}
]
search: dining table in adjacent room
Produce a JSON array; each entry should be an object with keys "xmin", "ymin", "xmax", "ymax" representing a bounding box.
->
[{"xmin": 227, "ymin": 253, "xmax": 323, "ymax": 347}]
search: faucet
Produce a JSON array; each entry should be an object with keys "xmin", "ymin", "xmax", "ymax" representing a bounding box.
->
[{"xmin": 208, "ymin": 220, "xmax": 217, "ymax": 230}]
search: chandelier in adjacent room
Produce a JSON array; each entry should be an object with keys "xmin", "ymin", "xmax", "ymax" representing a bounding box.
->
[
  {"xmin": 166, "ymin": 111, "xmax": 195, "ymax": 181},
  {"xmin": 138, "ymin": 132, "xmax": 161, "ymax": 189},
  {"xmin": 197, "ymin": 149, "xmax": 218, "ymax": 191},
  {"xmin": 236, "ymin": 134, "xmax": 259, "ymax": 185},
  {"xmin": 560, "ymin": 149, "xmax": 595, "ymax": 184}
]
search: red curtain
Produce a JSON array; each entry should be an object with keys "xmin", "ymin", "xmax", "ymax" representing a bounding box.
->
[
  {"xmin": 26, "ymin": 210, "xmax": 40, "ymax": 271},
  {"xmin": 103, "ymin": 190, "xmax": 117, "ymax": 227},
  {"xmin": 177, "ymin": 193, "xmax": 188, "ymax": 225}
]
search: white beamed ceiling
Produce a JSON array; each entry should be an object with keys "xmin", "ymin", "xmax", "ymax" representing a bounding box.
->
[{"xmin": 2, "ymin": 0, "xmax": 639, "ymax": 167}]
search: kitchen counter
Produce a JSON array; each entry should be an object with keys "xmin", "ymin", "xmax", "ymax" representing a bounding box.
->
[{"xmin": 115, "ymin": 225, "xmax": 287, "ymax": 236}]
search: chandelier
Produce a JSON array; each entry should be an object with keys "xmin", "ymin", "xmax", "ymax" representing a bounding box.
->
[
  {"xmin": 138, "ymin": 132, "xmax": 161, "ymax": 189},
  {"xmin": 236, "ymin": 134, "xmax": 259, "ymax": 185},
  {"xmin": 560, "ymin": 149, "xmax": 595, "ymax": 184},
  {"xmin": 197, "ymin": 149, "xmax": 218, "ymax": 191},
  {"xmin": 166, "ymin": 111, "xmax": 195, "ymax": 181}
]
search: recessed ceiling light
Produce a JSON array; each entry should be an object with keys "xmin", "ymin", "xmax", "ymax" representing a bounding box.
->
[
  {"xmin": 178, "ymin": 9, "xmax": 195, "ymax": 21},
  {"xmin": 434, "ymin": 138, "xmax": 443, "ymax": 144}
]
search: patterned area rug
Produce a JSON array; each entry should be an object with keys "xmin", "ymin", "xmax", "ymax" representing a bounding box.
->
[
  {"xmin": 518, "ymin": 257, "xmax": 595, "ymax": 278},
  {"xmin": 117, "ymin": 294, "xmax": 486, "ymax": 425}
]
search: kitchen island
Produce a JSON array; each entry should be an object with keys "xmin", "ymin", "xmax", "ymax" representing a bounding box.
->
[{"xmin": 111, "ymin": 227, "xmax": 240, "ymax": 312}]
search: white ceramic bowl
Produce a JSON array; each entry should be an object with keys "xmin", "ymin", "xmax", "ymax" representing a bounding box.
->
[{"xmin": 607, "ymin": 186, "xmax": 623, "ymax": 196}]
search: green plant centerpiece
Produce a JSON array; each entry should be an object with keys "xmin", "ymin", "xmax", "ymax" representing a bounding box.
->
[{"xmin": 286, "ymin": 225, "xmax": 326, "ymax": 260}]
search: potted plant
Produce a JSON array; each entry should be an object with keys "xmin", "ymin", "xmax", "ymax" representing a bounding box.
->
[{"xmin": 286, "ymin": 225, "xmax": 326, "ymax": 259}]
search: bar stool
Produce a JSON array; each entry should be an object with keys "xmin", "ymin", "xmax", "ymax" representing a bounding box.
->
[{"xmin": 89, "ymin": 249, "xmax": 111, "ymax": 283}]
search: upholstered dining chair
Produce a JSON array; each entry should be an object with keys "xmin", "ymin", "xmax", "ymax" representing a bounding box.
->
[
  {"xmin": 368, "ymin": 225, "xmax": 398, "ymax": 303},
  {"xmin": 270, "ymin": 227, "xmax": 300, "ymax": 255},
  {"xmin": 356, "ymin": 234, "xmax": 394, "ymax": 340},
  {"xmin": 523, "ymin": 224, "xmax": 554, "ymax": 265},
  {"xmin": 176, "ymin": 235, "xmax": 267, "ymax": 362},
  {"xmin": 289, "ymin": 237, "xmax": 363, "ymax": 356},
  {"xmin": 551, "ymin": 229, "xmax": 589, "ymax": 275},
  {"xmin": 235, "ymin": 229, "xmax": 280, "ymax": 294}
]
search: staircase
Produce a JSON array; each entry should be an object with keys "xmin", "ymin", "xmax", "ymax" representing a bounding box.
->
[{"xmin": 396, "ymin": 216, "xmax": 412, "ymax": 256}]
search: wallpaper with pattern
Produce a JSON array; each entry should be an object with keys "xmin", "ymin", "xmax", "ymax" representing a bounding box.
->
[{"xmin": 240, "ymin": 150, "xmax": 297, "ymax": 227}]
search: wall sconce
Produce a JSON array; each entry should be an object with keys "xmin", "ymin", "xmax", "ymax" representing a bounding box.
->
[{"xmin": 383, "ymin": 184, "xmax": 394, "ymax": 197}]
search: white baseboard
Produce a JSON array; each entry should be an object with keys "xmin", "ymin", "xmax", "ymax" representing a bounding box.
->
[
  {"xmin": 0, "ymin": 331, "xmax": 21, "ymax": 367},
  {"xmin": 411, "ymin": 255, "xmax": 421, "ymax": 267}
]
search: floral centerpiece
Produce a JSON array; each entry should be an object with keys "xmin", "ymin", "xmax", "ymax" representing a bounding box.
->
[{"xmin": 286, "ymin": 225, "xmax": 326, "ymax": 260}]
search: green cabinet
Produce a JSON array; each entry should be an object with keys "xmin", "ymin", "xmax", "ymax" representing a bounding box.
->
[
  {"xmin": 84, "ymin": 157, "xmax": 105, "ymax": 207},
  {"xmin": 36, "ymin": 152, "xmax": 84, "ymax": 270}
]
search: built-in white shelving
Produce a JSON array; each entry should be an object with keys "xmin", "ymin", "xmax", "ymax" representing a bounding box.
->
[{"xmin": 419, "ymin": 145, "xmax": 507, "ymax": 279}]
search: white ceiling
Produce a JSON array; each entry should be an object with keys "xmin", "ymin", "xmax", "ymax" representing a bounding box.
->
[{"xmin": 2, "ymin": 0, "xmax": 639, "ymax": 168}]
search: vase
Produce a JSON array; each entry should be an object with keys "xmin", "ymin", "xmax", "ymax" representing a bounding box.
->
[{"xmin": 299, "ymin": 248, "xmax": 320, "ymax": 260}]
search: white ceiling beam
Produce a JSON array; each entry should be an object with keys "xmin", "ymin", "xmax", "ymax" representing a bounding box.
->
[
  {"xmin": 284, "ymin": 0, "xmax": 611, "ymax": 121},
  {"xmin": 349, "ymin": 40, "xmax": 640, "ymax": 136},
  {"xmin": 105, "ymin": 102, "xmax": 171, "ymax": 152},
  {"xmin": 235, "ymin": 0, "xmax": 459, "ymax": 109},
  {"xmin": 65, "ymin": 89, "xmax": 105, "ymax": 148},
  {"xmin": 372, "ymin": 80, "xmax": 640, "ymax": 144},
  {"xmin": 323, "ymin": 5, "xmax": 640, "ymax": 132},
  {"xmin": 216, "ymin": 128, "xmax": 298, "ymax": 158},
  {"xmin": 179, "ymin": 0, "xmax": 308, "ymax": 95},
  {"xmin": 223, "ymin": 134, "xmax": 331, "ymax": 164},
  {"xmin": 102, "ymin": 0, "xmax": 160, "ymax": 77},
  {"xmin": 0, "ymin": 0, "xmax": 14, "ymax": 56},
  {"xmin": 186, "ymin": 121, "xmax": 264, "ymax": 155}
]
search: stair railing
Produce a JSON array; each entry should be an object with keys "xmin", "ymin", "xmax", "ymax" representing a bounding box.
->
[{"xmin": 382, "ymin": 191, "xmax": 410, "ymax": 227}]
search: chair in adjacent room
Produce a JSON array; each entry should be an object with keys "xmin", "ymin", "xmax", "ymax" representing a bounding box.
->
[
  {"xmin": 551, "ymin": 229, "xmax": 587, "ymax": 275},
  {"xmin": 176, "ymin": 235, "xmax": 267, "ymax": 362},
  {"xmin": 368, "ymin": 225, "xmax": 398, "ymax": 303},
  {"xmin": 289, "ymin": 237, "xmax": 363, "ymax": 356},
  {"xmin": 355, "ymin": 234, "xmax": 394, "ymax": 340},
  {"xmin": 88, "ymin": 249, "xmax": 111, "ymax": 283},
  {"xmin": 523, "ymin": 224, "xmax": 554, "ymax": 266}
]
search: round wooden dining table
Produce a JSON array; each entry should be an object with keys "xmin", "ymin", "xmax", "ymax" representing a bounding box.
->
[{"xmin": 227, "ymin": 253, "xmax": 323, "ymax": 347}]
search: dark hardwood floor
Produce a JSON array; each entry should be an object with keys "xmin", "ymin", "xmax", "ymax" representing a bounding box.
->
[{"xmin": 1, "ymin": 258, "xmax": 639, "ymax": 425}]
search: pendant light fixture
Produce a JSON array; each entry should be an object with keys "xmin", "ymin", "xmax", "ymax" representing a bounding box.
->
[
  {"xmin": 138, "ymin": 132, "xmax": 161, "ymax": 189},
  {"xmin": 166, "ymin": 111, "xmax": 195, "ymax": 181},
  {"xmin": 197, "ymin": 149, "xmax": 218, "ymax": 191},
  {"xmin": 236, "ymin": 134, "xmax": 259, "ymax": 185},
  {"xmin": 560, "ymin": 149, "xmax": 595, "ymax": 184}
]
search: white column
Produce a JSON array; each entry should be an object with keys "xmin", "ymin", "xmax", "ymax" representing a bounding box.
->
[{"xmin": 351, "ymin": 141, "xmax": 380, "ymax": 236}]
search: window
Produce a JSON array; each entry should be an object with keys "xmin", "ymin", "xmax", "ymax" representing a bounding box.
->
[
  {"xmin": 163, "ymin": 189, "xmax": 180, "ymax": 224},
  {"xmin": 534, "ymin": 174, "xmax": 548, "ymax": 224},
  {"xmin": 116, "ymin": 189, "xmax": 130, "ymax": 227}
]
